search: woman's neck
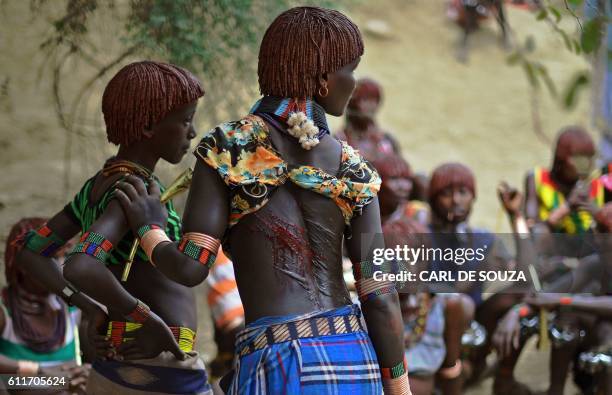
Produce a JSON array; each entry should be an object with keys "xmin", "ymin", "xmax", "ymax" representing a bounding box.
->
[{"xmin": 115, "ymin": 145, "xmax": 159, "ymax": 173}]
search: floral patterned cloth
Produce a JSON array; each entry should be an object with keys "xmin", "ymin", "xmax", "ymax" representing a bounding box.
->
[{"xmin": 194, "ymin": 114, "xmax": 381, "ymax": 228}]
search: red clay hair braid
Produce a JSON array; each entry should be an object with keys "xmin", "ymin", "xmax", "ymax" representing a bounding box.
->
[
  {"xmin": 258, "ymin": 6, "xmax": 364, "ymax": 98},
  {"xmin": 102, "ymin": 61, "xmax": 204, "ymax": 146}
]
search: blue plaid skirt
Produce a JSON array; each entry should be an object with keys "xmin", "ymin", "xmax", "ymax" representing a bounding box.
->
[{"xmin": 227, "ymin": 304, "xmax": 382, "ymax": 394}]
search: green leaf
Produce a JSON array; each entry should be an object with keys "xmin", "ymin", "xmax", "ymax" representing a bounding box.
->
[
  {"xmin": 548, "ymin": 6, "xmax": 562, "ymax": 24},
  {"xmin": 536, "ymin": 9, "xmax": 548, "ymax": 21},
  {"xmin": 563, "ymin": 72, "xmax": 590, "ymax": 109},
  {"xmin": 535, "ymin": 63, "xmax": 557, "ymax": 98},
  {"xmin": 581, "ymin": 17, "xmax": 604, "ymax": 54},
  {"xmin": 567, "ymin": 0, "xmax": 583, "ymax": 8}
]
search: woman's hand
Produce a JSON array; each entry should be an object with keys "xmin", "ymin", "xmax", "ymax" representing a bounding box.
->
[
  {"xmin": 114, "ymin": 175, "xmax": 168, "ymax": 234},
  {"xmin": 116, "ymin": 311, "xmax": 185, "ymax": 361},
  {"xmin": 82, "ymin": 305, "xmax": 114, "ymax": 360}
]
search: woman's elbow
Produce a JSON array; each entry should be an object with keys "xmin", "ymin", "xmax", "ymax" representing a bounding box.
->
[{"xmin": 62, "ymin": 258, "xmax": 89, "ymax": 285}]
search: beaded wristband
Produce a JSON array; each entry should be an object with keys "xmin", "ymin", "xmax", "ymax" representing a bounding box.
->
[
  {"xmin": 24, "ymin": 225, "xmax": 66, "ymax": 257},
  {"xmin": 381, "ymin": 359, "xmax": 411, "ymax": 395},
  {"xmin": 138, "ymin": 225, "xmax": 171, "ymax": 265},
  {"xmin": 68, "ymin": 231, "xmax": 113, "ymax": 263},
  {"xmin": 137, "ymin": 224, "xmax": 163, "ymax": 239},
  {"xmin": 126, "ymin": 299, "xmax": 151, "ymax": 324},
  {"xmin": 353, "ymin": 260, "xmax": 397, "ymax": 302},
  {"xmin": 381, "ymin": 358, "xmax": 408, "ymax": 380},
  {"xmin": 177, "ymin": 232, "xmax": 220, "ymax": 268}
]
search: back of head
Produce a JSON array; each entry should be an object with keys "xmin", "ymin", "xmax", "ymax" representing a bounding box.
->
[
  {"xmin": 374, "ymin": 154, "xmax": 412, "ymax": 181},
  {"xmin": 5, "ymin": 218, "xmax": 47, "ymax": 285},
  {"xmin": 428, "ymin": 162, "xmax": 476, "ymax": 205},
  {"xmin": 102, "ymin": 61, "xmax": 204, "ymax": 146},
  {"xmin": 347, "ymin": 78, "xmax": 382, "ymax": 114},
  {"xmin": 258, "ymin": 6, "xmax": 363, "ymax": 98},
  {"xmin": 553, "ymin": 125, "xmax": 595, "ymax": 162}
]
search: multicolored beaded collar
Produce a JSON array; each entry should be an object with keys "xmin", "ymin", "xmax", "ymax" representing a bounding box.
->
[{"xmin": 250, "ymin": 97, "xmax": 330, "ymax": 149}]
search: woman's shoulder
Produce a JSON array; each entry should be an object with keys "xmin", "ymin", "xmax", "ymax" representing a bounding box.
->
[{"xmin": 199, "ymin": 114, "xmax": 269, "ymax": 149}]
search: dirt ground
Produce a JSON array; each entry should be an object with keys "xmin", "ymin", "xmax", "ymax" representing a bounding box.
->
[{"xmin": 0, "ymin": 1, "xmax": 595, "ymax": 393}]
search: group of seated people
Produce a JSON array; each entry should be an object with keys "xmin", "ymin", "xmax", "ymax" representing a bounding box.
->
[
  {"xmin": 341, "ymin": 78, "xmax": 611, "ymax": 395},
  {"xmin": 1, "ymin": 74, "xmax": 610, "ymax": 395}
]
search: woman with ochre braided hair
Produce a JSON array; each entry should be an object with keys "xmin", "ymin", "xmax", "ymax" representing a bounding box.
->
[
  {"xmin": 15, "ymin": 61, "xmax": 213, "ymax": 394},
  {"xmin": 116, "ymin": 7, "xmax": 412, "ymax": 395},
  {"xmin": 1, "ymin": 218, "xmax": 89, "ymax": 395}
]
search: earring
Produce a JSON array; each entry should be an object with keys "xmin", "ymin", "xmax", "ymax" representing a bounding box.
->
[{"xmin": 318, "ymin": 84, "xmax": 329, "ymax": 98}]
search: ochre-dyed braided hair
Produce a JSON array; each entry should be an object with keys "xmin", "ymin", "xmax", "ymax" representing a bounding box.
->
[
  {"xmin": 102, "ymin": 61, "xmax": 204, "ymax": 146},
  {"xmin": 258, "ymin": 6, "xmax": 364, "ymax": 98},
  {"xmin": 5, "ymin": 217, "xmax": 47, "ymax": 285},
  {"xmin": 552, "ymin": 126, "xmax": 595, "ymax": 164},
  {"xmin": 428, "ymin": 162, "xmax": 476, "ymax": 206}
]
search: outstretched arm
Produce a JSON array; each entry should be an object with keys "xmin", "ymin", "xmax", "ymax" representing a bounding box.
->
[
  {"xmin": 115, "ymin": 161, "xmax": 229, "ymax": 287},
  {"xmin": 345, "ymin": 198, "xmax": 411, "ymax": 394}
]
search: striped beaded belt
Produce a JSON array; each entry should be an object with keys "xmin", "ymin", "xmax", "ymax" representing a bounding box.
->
[
  {"xmin": 237, "ymin": 312, "xmax": 365, "ymax": 357},
  {"xmin": 106, "ymin": 321, "xmax": 197, "ymax": 353}
]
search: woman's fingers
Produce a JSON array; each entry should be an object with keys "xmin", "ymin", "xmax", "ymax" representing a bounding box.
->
[
  {"xmin": 116, "ymin": 180, "xmax": 140, "ymax": 201},
  {"xmin": 125, "ymin": 174, "xmax": 149, "ymax": 196}
]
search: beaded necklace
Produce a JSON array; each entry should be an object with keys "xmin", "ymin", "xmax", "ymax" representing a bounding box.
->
[
  {"xmin": 404, "ymin": 293, "xmax": 432, "ymax": 347},
  {"xmin": 101, "ymin": 157, "xmax": 153, "ymax": 178}
]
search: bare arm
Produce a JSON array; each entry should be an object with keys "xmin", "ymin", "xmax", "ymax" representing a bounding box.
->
[
  {"xmin": 115, "ymin": 162, "xmax": 229, "ymax": 286},
  {"xmin": 16, "ymin": 211, "xmax": 103, "ymax": 317},
  {"xmin": 62, "ymin": 199, "xmax": 184, "ymax": 359},
  {"xmin": 62, "ymin": 201, "xmax": 142, "ymax": 314},
  {"xmin": 345, "ymin": 198, "xmax": 408, "ymax": 387}
]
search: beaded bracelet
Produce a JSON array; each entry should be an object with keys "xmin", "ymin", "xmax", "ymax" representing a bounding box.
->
[
  {"xmin": 24, "ymin": 225, "xmax": 66, "ymax": 257},
  {"xmin": 381, "ymin": 358, "xmax": 408, "ymax": 380},
  {"xmin": 126, "ymin": 299, "xmax": 151, "ymax": 324},
  {"xmin": 381, "ymin": 358, "xmax": 411, "ymax": 395},
  {"xmin": 353, "ymin": 260, "xmax": 397, "ymax": 302},
  {"xmin": 67, "ymin": 231, "xmax": 113, "ymax": 264},
  {"xmin": 177, "ymin": 232, "xmax": 220, "ymax": 268}
]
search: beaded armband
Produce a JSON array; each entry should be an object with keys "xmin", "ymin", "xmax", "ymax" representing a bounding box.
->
[
  {"xmin": 126, "ymin": 299, "xmax": 151, "ymax": 324},
  {"xmin": 137, "ymin": 224, "xmax": 171, "ymax": 265},
  {"xmin": 352, "ymin": 260, "xmax": 397, "ymax": 302},
  {"xmin": 68, "ymin": 232, "xmax": 113, "ymax": 264},
  {"xmin": 24, "ymin": 225, "xmax": 66, "ymax": 257},
  {"xmin": 381, "ymin": 358, "xmax": 411, "ymax": 395},
  {"xmin": 177, "ymin": 232, "xmax": 220, "ymax": 268}
]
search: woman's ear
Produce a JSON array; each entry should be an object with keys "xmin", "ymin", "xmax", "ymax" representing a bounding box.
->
[{"xmin": 318, "ymin": 73, "xmax": 329, "ymax": 85}]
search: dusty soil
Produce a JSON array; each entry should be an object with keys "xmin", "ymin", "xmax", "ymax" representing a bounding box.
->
[{"xmin": 0, "ymin": 1, "xmax": 593, "ymax": 393}]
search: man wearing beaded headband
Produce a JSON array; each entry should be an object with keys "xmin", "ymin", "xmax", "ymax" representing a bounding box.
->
[
  {"xmin": 15, "ymin": 61, "xmax": 213, "ymax": 394},
  {"xmin": 115, "ymin": 6, "xmax": 411, "ymax": 395}
]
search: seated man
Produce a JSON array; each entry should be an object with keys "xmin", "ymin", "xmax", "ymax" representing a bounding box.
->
[{"xmin": 426, "ymin": 163, "xmax": 533, "ymax": 395}]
